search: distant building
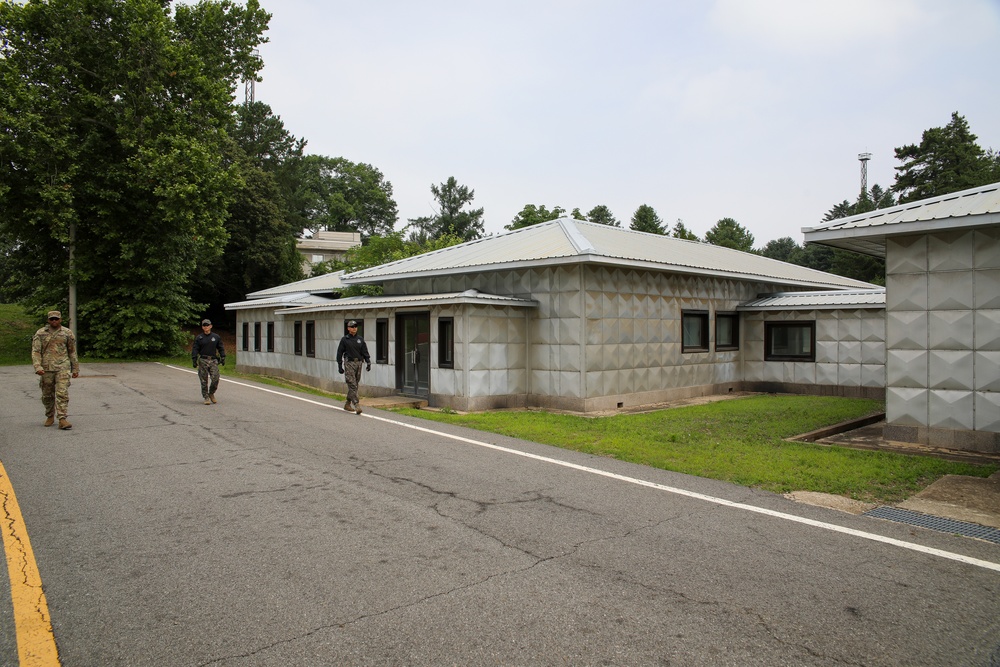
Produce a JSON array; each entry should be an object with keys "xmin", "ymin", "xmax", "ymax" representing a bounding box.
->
[{"xmin": 296, "ymin": 231, "xmax": 361, "ymax": 272}]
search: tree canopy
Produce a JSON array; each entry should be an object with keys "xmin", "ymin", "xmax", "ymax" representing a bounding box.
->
[
  {"xmin": 671, "ymin": 219, "xmax": 699, "ymax": 241},
  {"xmin": 705, "ymin": 218, "xmax": 754, "ymax": 252},
  {"xmin": 0, "ymin": 0, "xmax": 271, "ymax": 356},
  {"xmin": 629, "ymin": 204, "xmax": 665, "ymax": 235},
  {"xmin": 292, "ymin": 155, "xmax": 398, "ymax": 240},
  {"xmin": 586, "ymin": 205, "xmax": 620, "ymax": 227},
  {"xmin": 505, "ymin": 204, "xmax": 565, "ymax": 230},
  {"xmin": 407, "ymin": 177, "xmax": 484, "ymax": 242},
  {"xmin": 893, "ymin": 112, "xmax": 1000, "ymax": 203}
]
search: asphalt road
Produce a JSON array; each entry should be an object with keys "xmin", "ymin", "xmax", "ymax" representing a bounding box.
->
[{"xmin": 1, "ymin": 363, "xmax": 999, "ymax": 667}]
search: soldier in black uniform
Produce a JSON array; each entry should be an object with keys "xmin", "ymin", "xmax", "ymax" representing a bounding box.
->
[
  {"xmin": 336, "ymin": 320, "xmax": 370, "ymax": 414},
  {"xmin": 191, "ymin": 319, "xmax": 226, "ymax": 405}
]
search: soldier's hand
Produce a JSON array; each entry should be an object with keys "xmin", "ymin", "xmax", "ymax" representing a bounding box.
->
[
  {"xmin": 366, "ymin": 363, "xmax": 371, "ymax": 372},
  {"xmin": 72, "ymin": 372, "xmax": 79, "ymax": 379},
  {"xmin": 35, "ymin": 369, "xmax": 44, "ymax": 376},
  {"xmin": 193, "ymin": 360, "xmax": 198, "ymax": 368},
  {"xmin": 338, "ymin": 365, "xmax": 344, "ymax": 374},
  {"xmin": 221, "ymin": 358, "xmax": 226, "ymax": 366}
]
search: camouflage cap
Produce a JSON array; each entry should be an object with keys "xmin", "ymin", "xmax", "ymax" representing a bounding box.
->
[
  {"xmin": 201, "ymin": 319, "xmax": 212, "ymax": 326},
  {"xmin": 47, "ymin": 310, "xmax": 61, "ymax": 319}
]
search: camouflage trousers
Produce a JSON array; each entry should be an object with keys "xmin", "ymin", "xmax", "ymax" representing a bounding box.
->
[
  {"xmin": 39, "ymin": 370, "xmax": 71, "ymax": 419},
  {"xmin": 198, "ymin": 357, "xmax": 220, "ymax": 398}
]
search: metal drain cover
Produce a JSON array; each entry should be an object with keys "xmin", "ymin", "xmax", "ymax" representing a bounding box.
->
[{"xmin": 864, "ymin": 506, "xmax": 1000, "ymax": 544}]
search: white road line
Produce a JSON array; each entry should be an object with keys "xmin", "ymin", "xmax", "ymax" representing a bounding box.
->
[{"xmin": 166, "ymin": 364, "xmax": 1000, "ymax": 573}]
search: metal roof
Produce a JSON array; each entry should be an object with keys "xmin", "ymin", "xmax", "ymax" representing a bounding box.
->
[
  {"xmin": 274, "ymin": 289, "xmax": 537, "ymax": 317},
  {"xmin": 802, "ymin": 181, "xmax": 1000, "ymax": 258},
  {"xmin": 343, "ymin": 218, "xmax": 875, "ymax": 290},
  {"xmin": 245, "ymin": 271, "xmax": 346, "ymax": 298},
  {"xmin": 739, "ymin": 288, "xmax": 885, "ymax": 311},
  {"xmin": 224, "ymin": 292, "xmax": 337, "ymax": 311}
]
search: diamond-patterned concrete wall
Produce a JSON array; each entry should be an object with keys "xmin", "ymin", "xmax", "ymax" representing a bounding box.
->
[{"xmin": 884, "ymin": 228, "xmax": 1000, "ymax": 446}]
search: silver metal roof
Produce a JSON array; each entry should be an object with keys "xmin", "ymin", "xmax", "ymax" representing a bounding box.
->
[
  {"xmin": 224, "ymin": 292, "xmax": 338, "ymax": 311},
  {"xmin": 274, "ymin": 289, "xmax": 538, "ymax": 317},
  {"xmin": 245, "ymin": 270, "xmax": 346, "ymax": 298},
  {"xmin": 343, "ymin": 218, "xmax": 875, "ymax": 290},
  {"xmin": 739, "ymin": 288, "xmax": 885, "ymax": 311},
  {"xmin": 802, "ymin": 181, "xmax": 1000, "ymax": 258}
]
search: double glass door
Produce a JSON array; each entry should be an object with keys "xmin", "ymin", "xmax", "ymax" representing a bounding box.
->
[{"xmin": 397, "ymin": 313, "xmax": 430, "ymax": 397}]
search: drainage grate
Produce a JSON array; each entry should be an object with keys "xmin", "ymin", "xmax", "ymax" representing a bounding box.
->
[{"xmin": 863, "ymin": 506, "xmax": 1000, "ymax": 545}]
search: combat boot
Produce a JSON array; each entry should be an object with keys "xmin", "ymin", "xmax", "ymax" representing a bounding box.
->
[
  {"xmin": 204, "ymin": 398, "xmax": 211, "ymax": 405},
  {"xmin": 354, "ymin": 402, "xmax": 363, "ymax": 415},
  {"xmin": 44, "ymin": 416, "xmax": 55, "ymax": 427},
  {"xmin": 344, "ymin": 401, "xmax": 352, "ymax": 411},
  {"xmin": 58, "ymin": 418, "xmax": 72, "ymax": 430},
  {"xmin": 209, "ymin": 394, "xmax": 217, "ymax": 404}
]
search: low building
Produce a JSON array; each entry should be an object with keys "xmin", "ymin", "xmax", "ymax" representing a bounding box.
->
[
  {"xmin": 228, "ymin": 219, "xmax": 881, "ymax": 414},
  {"xmin": 296, "ymin": 231, "xmax": 361, "ymax": 272}
]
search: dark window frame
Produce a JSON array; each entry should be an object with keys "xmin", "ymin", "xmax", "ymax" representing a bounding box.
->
[
  {"xmin": 293, "ymin": 321, "xmax": 303, "ymax": 356},
  {"xmin": 764, "ymin": 321, "xmax": 816, "ymax": 361},
  {"xmin": 305, "ymin": 320, "xmax": 316, "ymax": 358},
  {"xmin": 253, "ymin": 322, "xmax": 262, "ymax": 351},
  {"xmin": 266, "ymin": 321, "xmax": 274, "ymax": 352},
  {"xmin": 438, "ymin": 317, "xmax": 455, "ymax": 368},
  {"xmin": 715, "ymin": 312, "xmax": 739, "ymax": 351},
  {"xmin": 681, "ymin": 310, "xmax": 710, "ymax": 353},
  {"xmin": 376, "ymin": 318, "xmax": 389, "ymax": 364},
  {"xmin": 241, "ymin": 321, "xmax": 249, "ymax": 352}
]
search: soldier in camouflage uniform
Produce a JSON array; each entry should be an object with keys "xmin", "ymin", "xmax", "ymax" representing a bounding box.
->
[{"xmin": 31, "ymin": 310, "xmax": 80, "ymax": 430}]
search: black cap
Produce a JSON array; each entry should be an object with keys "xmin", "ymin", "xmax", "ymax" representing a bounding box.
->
[
  {"xmin": 347, "ymin": 320, "xmax": 357, "ymax": 327},
  {"xmin": 201, "ymin": 319, "xmax": 212, "ymax": 326}
]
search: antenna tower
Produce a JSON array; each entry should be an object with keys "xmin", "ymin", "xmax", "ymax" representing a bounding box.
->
[
  {"xmin": 244, "ymin": 49, "xmax": 260, "ymax": 106},
  {"xmin": 858, "ymin": 152, "xmax": 872, "ymax": 196}
]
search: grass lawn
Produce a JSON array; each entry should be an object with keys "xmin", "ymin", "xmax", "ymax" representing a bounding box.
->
[{"xmin": 3, "ymin": 303, "xmax": 997, "ymax": 503}]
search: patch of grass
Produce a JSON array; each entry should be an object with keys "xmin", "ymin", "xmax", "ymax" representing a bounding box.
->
[
  {"xmin": 0, "ymin": 303, "xmax": 35, "ymax": 365},
  {"xmin": 393, "ymin": 395, "xmax": 999, "ymax": 504}
]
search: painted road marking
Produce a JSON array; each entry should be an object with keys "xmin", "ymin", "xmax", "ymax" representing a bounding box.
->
[
  {"xmin": 0, "ymin": 460, "xmax": 60, "ymax": 666},
  {"xmin": 170, "ymin": 365, "xmax": 1000, "ymax": 573}
]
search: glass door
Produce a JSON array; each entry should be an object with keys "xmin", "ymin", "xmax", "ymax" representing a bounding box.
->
[{"xmin": 396, "ymin": 313, "xmax": 430, "ymax": 396}]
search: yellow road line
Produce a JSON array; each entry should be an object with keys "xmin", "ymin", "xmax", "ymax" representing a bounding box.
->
[{"xmin": 0, "ymin": 460, "xmax": 60, "ymax": 666}]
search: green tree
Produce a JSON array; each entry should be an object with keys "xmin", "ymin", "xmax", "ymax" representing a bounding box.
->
[
  {"xmin": 760, "ymin": 237, "xmax": 800, "ymax": 263},
  {"xmin": 412, "ymin": 177, "xmax": 485, "ymax": 241},
  {"xmin": 0, "ymin": 0, "xmax": 270, "ymax": 356},
  {"xmin": 293, "ymin": 155, "xmax": 397, "ymax": 240},
  {"xmin": 893, "ymin": 112, "xmax": 997, "ymax": 203},
  {"xmin": 505, "ymin": 204, "xmax": 565, "ymax": 231},
  {"xmin": 705, "ymin": 217, "xmax": 754, "ymax": 252},
  {"xmin": 671, "ymin": 219, "xmax": 699, "ymax": 241},
  {"xmin": 586, "ymin": 205, "xmax": 620, "ymax": 227},
  {"xmin": 629, "ymin": 204, "xmax": 665, "ymax": 235},
  {"xmin": 570, "ymin": 207, "xmax": 587, "ymax": 221}
]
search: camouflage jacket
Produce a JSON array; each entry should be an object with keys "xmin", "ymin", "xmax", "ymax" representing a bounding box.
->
[{"xmin": 31, "ymin": 325, "xmax": 80, "ymax": 373}]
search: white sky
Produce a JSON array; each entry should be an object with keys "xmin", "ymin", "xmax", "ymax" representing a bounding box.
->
[{"xmin": 252, "ymin": 0, "xmax": 1000, "ymax": 245}]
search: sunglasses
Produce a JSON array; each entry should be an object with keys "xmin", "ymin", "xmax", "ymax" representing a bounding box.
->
[{"xmin": 48, "ymin": 317, "xmax": 61, "ymax": 321}]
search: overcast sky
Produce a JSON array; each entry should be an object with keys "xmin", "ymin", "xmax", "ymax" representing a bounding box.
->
[{"xmin": 252, "ymin": 0, "xmax": 1000, "ymax": 245}]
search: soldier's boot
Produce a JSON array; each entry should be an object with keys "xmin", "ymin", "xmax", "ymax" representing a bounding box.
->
[
  {"xmin": 344, "ymin": 401, "xmax": 352, "ymax": 411},
  {"xmin": 44, "ymin": 416, "xmax": 55, "ymax": 427},
  {"xmin": 58, "ymin": 418, "xmax": 72, "ymax": 430},
  {"xmin": 209, "ymin": 394, "xmax": 217, "ymax": 404},
  {"xmin": 204, "ymin": 398, "xmax": 211, "ymax": 405},
  {"xmin": 354, "ymin": 402, "xmax": 363, "ymax": 415}
]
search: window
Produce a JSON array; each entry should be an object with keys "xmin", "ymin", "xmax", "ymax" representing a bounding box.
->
[
  {"xmin": 765, "ymin": 321, "xmax": 815, "ymax": 361},
  {"xmin": 376, "ymin": 318, "xmax": 389, "ymax": 364},
  {"xmin": 681, "ymin": 311, "xmax": 709, "ymax": 352},
  {"xmin": 715, "ymin": 312, "xmax": 739, "ymax": 351},
  {"xmin": 242, "ymin": 322, "xmax": 249, "ymax": 351},
  {"xmin": 305, "ymin": 320, "xmax": 316, "ymax": 357},
  {"xmin": 294, "ymin": 321, "xmax": 302, "ymax": 356},
  {"xmin": 266, "ymin": 322, "xmax": 274, "ymax": 352},
  {"xmin": 253, "ymin": 322, "xmax": 261, "ymax": 351},
  {"xmin": 438, "ymin": 317, "xmax": 454, "ymax": 368},
  {"xmin": 311, "ymin": 254, "xmax": 324, "ymax": 264}
]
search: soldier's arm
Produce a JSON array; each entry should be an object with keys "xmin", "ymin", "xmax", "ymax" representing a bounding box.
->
[
  {"xmin": 31, "ymin": 333, "xmax": 43, "ymax": 372},
  {"xmin": 67, "ymin": 331, "xmax": 80, "ymax": 375}
]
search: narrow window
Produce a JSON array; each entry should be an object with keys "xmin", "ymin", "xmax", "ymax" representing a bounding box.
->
[
  {"xmin": 266, "ymin": 322, "xmax": 274, "ymax": 352},
  {"xmin": 242, "ymin": 321, "xmax": 249, "ymax": 351},
  {"xmin": 305, "ymin": 320, "xmax": 316, "ymax": 357},
  {"xmin": 715, "ymin": 312, "xmax": 739, "ymax": 351},
  {"xmin": 438, "ymin": 317, "xmax": 454, "ymax": 368},
  {"xmin": 681, "ymin": 311, "xmax": 709, "ymax": 352},
  {"xmin": 376, "ymin": 318, "xmax": 389, "ymax": 364},
  {"xmin": 764, "ymin": 321, "xmax": 816, "ymax": 361},
  {"xmin": 253, "ymin": 322, "xmax": 261, "ymax": 351},
  {"xmin": 294, "ymin": 321, "xmax": 302, "ymax": 356}
]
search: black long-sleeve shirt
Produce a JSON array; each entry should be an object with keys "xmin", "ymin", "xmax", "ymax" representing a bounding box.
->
[
  {"xmin": 336, "ymin": 334, "xmax": 370, "ymax": 364},
  {"xmin": 192, "ymin": 332, "xmax": 225, "ymax": 363}
]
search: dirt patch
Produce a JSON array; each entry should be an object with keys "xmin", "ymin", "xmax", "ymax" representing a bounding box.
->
[{"xmin": 784, "ymin": 491, "xmax": 876, "ymax": 515}]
